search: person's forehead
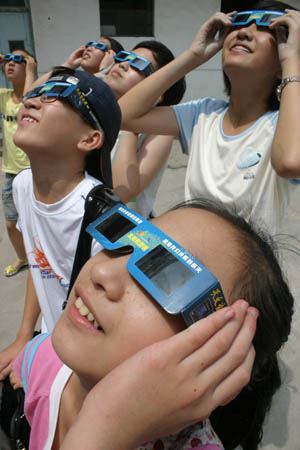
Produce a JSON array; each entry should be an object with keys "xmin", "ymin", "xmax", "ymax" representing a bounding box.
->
[
  {"xmin": 152, "ymin": 208, "xmax": 242, "ymax": 300},
  {"xmin": 12, "ymin": 50, "xmax": 26, "ymax": 55}
]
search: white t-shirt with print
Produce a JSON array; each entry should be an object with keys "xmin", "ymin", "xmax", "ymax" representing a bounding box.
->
[
  {"xmin": 13, "ymin": 168, "xmax": 102, "ymax": 332},
  {"xmin": 172, "ymin": 97, "xmax": 299, "ymax": 234}
]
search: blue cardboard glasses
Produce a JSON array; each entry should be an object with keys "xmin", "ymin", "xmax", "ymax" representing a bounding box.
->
[
  {"xmin": 4, "ymin": 53, "xmax": 25, "ymax": 63},
  {"xmin": 86, "ymin": 204, "xmax": 227, "ymax": 326},
  {"xmin": 22, "ymin": 78, "xmax": 103, "ymax": 132},
  {"xmin": 231, "ymin": 10, "xmax": 284, "ymax": 27},
  {"xmin": 85, "ymin": 41, "xmax": 109, "ymax": 52},
  {"xmin": 114, "ymin": 50, "xmax": 154, "ymax": 77}
]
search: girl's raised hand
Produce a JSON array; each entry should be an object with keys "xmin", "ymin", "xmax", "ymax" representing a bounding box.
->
[
  {"xmin": 63, "ymin": 46, "xmax": 85, "ymax": 69},
  {"xmin": 99, "ymin": 49, "xmax": 115, "ymax": 71},
  {"xmin": 61, "ymin": 300, "xmax": 257, "ymax": 450},
  {"xmin": 189, "ymin": 12, "xmax": 236, "ymax": 64},
  {"xmin": 24, "ymin": 54, "xmax": 37, "ymax": 75},
  {"xmin": 0, "ymin": 53, "xmax": 5, "ymax": 68},
  {"xmin": 270, "ymin": 9, "xmax": 300, "ymax": 65}
]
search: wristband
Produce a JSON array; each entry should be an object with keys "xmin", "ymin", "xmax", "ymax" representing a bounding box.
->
[{"xmin": 276, "ymin": 76, "xmax": 300, "ymax": 101}]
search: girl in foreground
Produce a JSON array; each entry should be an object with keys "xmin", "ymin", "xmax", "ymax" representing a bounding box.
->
[{"xmin": 14, "ymin": 199, "xmax": 293, "ymax": 450}]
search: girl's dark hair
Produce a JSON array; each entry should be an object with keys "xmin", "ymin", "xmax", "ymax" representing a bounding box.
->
[
  {"xmin": 132, "ymin": 40, "xmax": 186, "ymax": 106},
  {"xmin": 173, "ymin": 198, "xmax": 294, "ymax": 450},
  {"xmin": 103, "ymin": 36, "xmax": 124, "ymax": 54},
  {"xmin": 223, "ymin": 0, "xmax": 297, "ymax": 110}
]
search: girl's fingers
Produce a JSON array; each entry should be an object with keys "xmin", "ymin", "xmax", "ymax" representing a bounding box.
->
[
  {"xmin": 182, "ymin": 301, "xmax": 253, "ymax": 369},
  {"xmin": 161, "ymin": 304, "xmax": 237, "ymax": 363},
  {"xmin": 193, "ymin": 307, "xmax": 257, "ymax": 389},
  {"xmin": 212, "ymin": 345, "xmax": 256, "ymax": 408}
]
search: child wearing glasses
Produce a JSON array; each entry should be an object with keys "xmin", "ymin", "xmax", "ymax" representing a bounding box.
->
[
  {"xmin": 107, "ymin": 40, "xmax": 186, "ymax": 219},
  {"xmin": 29, "ymin": 39, "xmax": 186, "ymax": 219},
  {"xmin": 0, "ymin": 68, "xmax": 120, "ymax": 386},
  {"xmin": 14, "ymin": 199, "xmax": 293, "ymax": 450},
  {"xmin": 0, "ymin": 49, "xmax": 36, "ymax": 277},
  {"xmin": 119, "ymin": 0, "xmax": 300, "ymax": 235},
  {"xmin": 65, "ymin": 39, "xmax": 186, "ymax": 220},
  {"xmin": 67, "ymin": 36, "xmax": 124, "ymax": 75}
]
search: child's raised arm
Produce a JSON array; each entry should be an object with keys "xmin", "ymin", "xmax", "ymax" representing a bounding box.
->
[
  {"xmin": 270, "ymin": 9, "xmax": 300, "ymax": 178},
  {"xmin": 61, "ymin": 300, "xmax": 257, "ymax": 450},
  {"xmin": 112, "ymin": 132, "xmax": 173, "ymax": 203},
  {"xmin": 119, "ymin": 12, "xmax": 234, "ymax": 137}
]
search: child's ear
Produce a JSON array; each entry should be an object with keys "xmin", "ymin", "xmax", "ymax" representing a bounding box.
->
[{"xmin": 77, "ymin": 130, "xmax": 104, "ymax": 152}]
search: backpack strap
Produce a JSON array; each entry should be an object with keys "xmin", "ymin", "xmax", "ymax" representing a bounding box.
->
[
  {"xmin": 21, "ymin": 332, "xmax": 51, "ymax": 393},
  {"xmin": 64, "ymin": 185, "xmax": 120, "ymax": 308}
]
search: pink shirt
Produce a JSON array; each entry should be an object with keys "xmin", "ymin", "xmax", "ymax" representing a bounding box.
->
[
  {"xmin": 14, "ymin": 333, "xmax": 223, "ymax": 450},
  {"xmin": 14, "ymin": 333, "xmax": 72, "ymax": 450}
]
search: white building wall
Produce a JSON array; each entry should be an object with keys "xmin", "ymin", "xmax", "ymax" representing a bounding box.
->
[
  {"xmin": 28, "ymin": 0, "xmax": 300, "ymax": 101},
  {"xmin": 29, "ymin": 0, "xmax": 100, "ymax": 73},
  {"xmin": 29, "ymin": 0, "xmax": 225, "ymax": 102}
]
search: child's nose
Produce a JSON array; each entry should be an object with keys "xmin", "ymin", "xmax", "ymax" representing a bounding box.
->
[
  {"xmin": 119, "ymin": 60, "xmax": 130, "ymax": 71},
  {"xmin": 23, "ymin": 96, "xmax": 41, "ymax": 109},
  {"xmin": 90, "ymin": 253, "xmax": 127, "ymax": 302},
  {"xmin": 237, "ymin": 23, "xmax": 255, "ymax": 39}
]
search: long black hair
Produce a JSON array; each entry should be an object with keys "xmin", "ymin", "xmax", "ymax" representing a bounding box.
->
[
  {"xmin": 173, "ymin": 198, "xmax": 294, "ymax": 450},
  {"xmin": 223, "ymin": 0, "xmax": 297, "ymax": 110},
  {"xmin": 132, "ymin": 40, "xmax": 186, "ymax": 106}
]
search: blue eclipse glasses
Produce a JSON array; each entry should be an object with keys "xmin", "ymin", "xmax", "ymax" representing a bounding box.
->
[
  {"xmin": 4, "ymin": 53, "xmax": 25, "ymax": 63},
  {"xmin": 114, "ymin": 50, "xmax": 154, "ymax": 77},
  {"xmin": 86, "ymin": 204, "xmax": 227, "ymax": 326},
  {"xmin": 22, "ymin": 78, "xmax": 103, "ymax": 132},
  {"xmin": 231, "ymin": 10, "xmax": 284, "ymax": 27},
  {"xmin": 85, "ymin": 41, "xmax": 109, "ymax": 52}
]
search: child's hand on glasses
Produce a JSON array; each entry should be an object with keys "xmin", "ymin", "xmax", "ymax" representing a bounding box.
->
[
  {"xmin": 99, "ymin": 50, "xmax": 116, "ymax": 72},
  {"xmin": 189, "ymin": 11, "xmax": 236, "ymax": 64},
  {"xmin": 61, "ymin": 300, "xmax": 257, "ymax": 450},
  {"xmin": 63, "ymin": 46, "xmax": 86, "ymax": 70},
  {"xmin": 24, "ymin": 54, "xmax": 37, "ymax": 75},
  {"xmin": 269, "ymin": 9, "xmax": 300, "ymax": 65}
]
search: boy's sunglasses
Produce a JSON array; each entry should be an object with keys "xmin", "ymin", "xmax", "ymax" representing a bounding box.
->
[
  {"xmin": 4, "ymin": 53, "xmax": 25, "ymax": 63},
  {"xmin": 231, "ymin": 10, "xmax": 284, "ymax": 27},
  {"xmin": 22, "ymin": 79, "xmax": 103, "ymax": 132},
  {"xmin": 114, "ymin": 50, "xmax": 154, "ymax": 77},
  {"xmin": 85, "ymin": 40, "xmax": 108, "ymax": 52},
  {"xmin": 86, "ymin": 204, "xmax": 227, "ymax": 326}
]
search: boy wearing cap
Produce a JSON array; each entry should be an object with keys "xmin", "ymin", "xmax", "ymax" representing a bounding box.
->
[{"xmin": 0, "ymin": 67, "xmax": 121, "ymax": 384}]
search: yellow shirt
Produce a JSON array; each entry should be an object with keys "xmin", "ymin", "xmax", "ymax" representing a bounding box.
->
[{"xmin": 0, "ymin": 88, "xmax": 30, "ymax": 174}]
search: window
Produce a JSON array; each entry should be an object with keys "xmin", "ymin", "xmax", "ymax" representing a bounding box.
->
[
  {"xmin": 100, "ymin": 0, "xmax": 154, "ymax": 37},
  {"xmin": 9, "ymin": 40, "xmax": 25, "ymax": 52},
  {"xmin": 0, "ymin": 0, "xmax": 26, "ymax": 7}
]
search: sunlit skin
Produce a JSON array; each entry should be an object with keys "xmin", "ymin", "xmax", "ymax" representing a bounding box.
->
[
  {"xmin": 106, "ymin": 48, "xmax": 158, "ymax": 99},
  {"xmin": 14, "ymin": 96, "xmax": 92, "ymax": 161},
  {"xmin": 80, "ymin": 37, "xmax": 111, "ymax": 73},
  {"xmin": 222, "ymin": 22, "xmax": 281, "ymax": 90},
  {"xmin": 52, "ymin": 207, "xmax": 243, "ymax": 396}
]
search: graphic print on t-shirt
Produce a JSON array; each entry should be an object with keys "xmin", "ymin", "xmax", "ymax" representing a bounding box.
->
[
  {"xmin": 237, "ymin": 147, "xmax": 264, "ymax": 180},
  {"xmin": 29, "ymin": 236, "xmax": 68, "ymax": 288}
]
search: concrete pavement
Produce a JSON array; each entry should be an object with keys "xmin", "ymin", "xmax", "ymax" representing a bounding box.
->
[{"xmin": 0, "ymin": 140, "xmax": 300, "ymax": 449}]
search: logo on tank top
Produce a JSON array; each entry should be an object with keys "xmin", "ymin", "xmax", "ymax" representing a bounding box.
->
[{"xmin": 237, "ymin": 147, "xmax": 263, "ymax": 180}]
